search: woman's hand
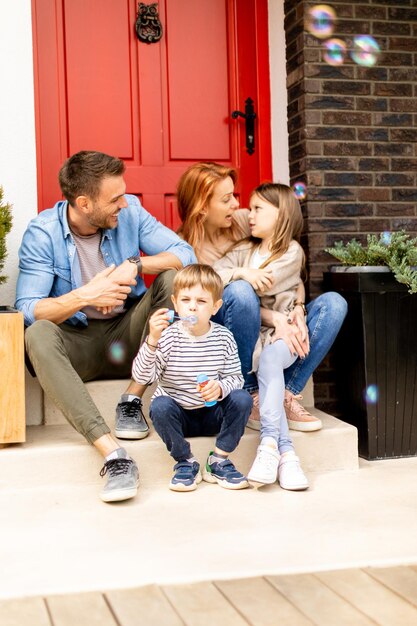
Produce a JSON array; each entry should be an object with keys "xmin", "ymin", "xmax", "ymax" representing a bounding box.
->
[
  {"xmin": 288, "ymin": 306, "xmax": 310, "ymax": 353},
  {"xmin": 234, "ymin": 268, "xmax": 273, "ymax": 292},
  {"xmin": 147, "ymin": 308, "xmax": 171, "ymax": 346},
  {"xmin": 270, "ymin": 310, "xmax": 309, "ymax": 358}
]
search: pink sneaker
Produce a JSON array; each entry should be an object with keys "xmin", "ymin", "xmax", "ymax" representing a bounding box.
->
[
  {"xmin": 247, "ymin": 392, "xmax": 260, "ymax": 431},
  {"xmin": 284, "ymin": 391, "xmax": 322, "ymax": 432}
]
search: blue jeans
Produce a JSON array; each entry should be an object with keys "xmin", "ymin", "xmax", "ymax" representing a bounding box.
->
[
  {"xmin": 150, "ymin": 390, "xmax": 253, "ymax": 461},
  {"xmin": 212, "ymin": 280, "xmax": 260, "ymax": 393},
  {"xmin": 284, "ymin": 292, "xmax": 348, "ymax": 395}
]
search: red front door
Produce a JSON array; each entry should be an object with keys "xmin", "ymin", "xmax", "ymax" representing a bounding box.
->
[{"xmin": 32, "ymin": 0, "xmax": 272, "ymax": 223}]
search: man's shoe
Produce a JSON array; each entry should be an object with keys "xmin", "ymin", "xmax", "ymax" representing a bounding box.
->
[
  {"xmin": 170, "ymin": 460, "xmax": 202, "ymax": 492},
  {"xmin": 248, "ymin": 438, "xmax": 280, "ymax": 484},
  {"xmin": 203, "ymin": 452, "xmax": 249, "ymax": 490},
  {"xmin": 247, "ymin": 392, "xmax": 261, "ymax": 431},
  {"xmin": 278, "ymin": 452, "xmax": 309, "ymax": 491},
  {"xmin": 115, "ymin": 396, "xmax": 150, "ymax": 439},
  {"xmin": 284, "ymin": 391, "xmax": 322, "ymax": 432},
  {"xmin": 99, "ymin": 457, "xmax": 139, "ymax": 502}
]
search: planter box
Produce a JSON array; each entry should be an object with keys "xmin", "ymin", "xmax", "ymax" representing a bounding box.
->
[
  {"xmin": 0, "ymin": 307, "xmax": 26, "ymax": 443},
  {"xmin": 324, "ymin": 267, "xmax": 417, "ymax": 460}
]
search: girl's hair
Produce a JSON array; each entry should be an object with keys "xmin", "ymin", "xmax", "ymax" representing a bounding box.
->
[
  {"xmin": 177, "ymin": 162, "xmax": 240, "ymax": 252},
  {"xmin": 250, "ymin": 182, "xmax": 305, "ymax": 270},
  {"xmin": 173, "ymin": 264, "xmax": 224, "ymax": 302}
]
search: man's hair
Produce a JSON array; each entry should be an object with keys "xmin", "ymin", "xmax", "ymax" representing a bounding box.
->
[
  {"xmin": 173, "ymin": 264, "xmax": 223, "ymax": 302},
  {"xmin": 58, "ymin": 151, "xmax": 125, "ymax": 206}
]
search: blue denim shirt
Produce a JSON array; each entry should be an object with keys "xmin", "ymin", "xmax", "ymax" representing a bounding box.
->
[{"xmin": 15, "ymin": 194, "xmax": 196, "ymax": 327}]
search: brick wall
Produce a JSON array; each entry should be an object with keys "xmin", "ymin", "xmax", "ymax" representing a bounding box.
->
[{"xmin": 284, "ymin": 0, "xmax": 417, "ymax": 414}]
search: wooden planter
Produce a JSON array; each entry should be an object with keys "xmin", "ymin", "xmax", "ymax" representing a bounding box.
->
[
  {"xmin": 324, "ymin": 267, "xmax": 417, "ymax": 460},
  {"xmin": 0, "ymin": 307, "xmax": 26, "ymax": 443}
]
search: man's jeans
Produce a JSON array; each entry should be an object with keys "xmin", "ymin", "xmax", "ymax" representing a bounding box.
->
[
  {"xmin": 150, "ymin": 390, "xmax": 253, "ymax": 461},
  {"xmin": 25, "ymin": 270, "xmax": 176, "ymax": 444},
  {"xmin": 212, "ymin": 280, "xmax": 260, "ymax": 393},
  {"xmin": 285, "ymin": 292, "xmax": 348, "ymax": 395}
]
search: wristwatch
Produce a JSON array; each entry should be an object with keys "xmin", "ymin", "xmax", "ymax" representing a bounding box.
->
[
  {"xmin": 293, "ymin": 300, "xmax": 307, "ymax": 316},
  {"xmin": 127, "ymin": 254, "xmax": 143, "ymax": 274}
]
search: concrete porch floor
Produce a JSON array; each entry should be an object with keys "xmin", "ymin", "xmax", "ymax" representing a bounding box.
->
[{"xmin": 1, "ymin": 455, "xmax": 417, "ymax": 601}]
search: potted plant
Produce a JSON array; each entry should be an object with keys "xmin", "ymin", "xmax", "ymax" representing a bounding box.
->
[
  {"xmin": 323, "ymin": 231, "xmax": 417, "ymax": 460},
  {"xmin": 0, "ymin": 187, "xmax": 25, "ymax": 444}
]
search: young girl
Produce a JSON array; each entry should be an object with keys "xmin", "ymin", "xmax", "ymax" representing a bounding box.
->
[{"xmin": 214, "ymin": 182, "xmax": 309, "ymax": 490}]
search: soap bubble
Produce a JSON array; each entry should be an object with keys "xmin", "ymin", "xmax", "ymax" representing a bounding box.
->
[
  {"xmin": 108, "ymin": 341, "xmax": 126, "ymax": 364},
  {"xmin": 350, "ymin": 35, "xmax": 380, "ymax": 67},
  {"xmin": 293, "ymin": 181, "xmax": 307, "ymax": 200},
  {"xmin": 381, "ymin": 232, "xmax": 392, "ymax": 245},
  {"xmin": 305, "ymin": 5, "xmax": 336, "ymax": 39},
  {"xmin": 323, "ymin": 38, "xmax": 347, "ymax": 66},
  {"xmin": 364, "ymin": 384, "xmax": 378, "ymax": 404}
]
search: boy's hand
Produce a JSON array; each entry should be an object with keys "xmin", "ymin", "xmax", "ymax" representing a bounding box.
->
[
  {"xmin": 148, "ymin": 308, "xmax": 171, "ymax": 345},
  {"xmin": 197, "ymin": 379, "xmax": 222, "ymax": 403}
]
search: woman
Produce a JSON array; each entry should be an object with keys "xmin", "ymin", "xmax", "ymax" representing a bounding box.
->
[{"xmin": 177, "ymin": 162, "xmax": 347, "ymax": 431}]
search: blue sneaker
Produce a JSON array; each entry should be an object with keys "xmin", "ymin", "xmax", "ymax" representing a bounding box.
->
[
  {"xmin": 203, "ymin": 452, "xmax": 249, "ymax": 490},
  {"xmin": 170, "ymin": 461, "xmax": 202, "ymax": 492}
]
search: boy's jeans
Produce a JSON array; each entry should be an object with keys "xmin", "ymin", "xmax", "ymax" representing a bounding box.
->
[{"xmin": 150, "ymin": 390, "xmax": 253, "ymax": 461}]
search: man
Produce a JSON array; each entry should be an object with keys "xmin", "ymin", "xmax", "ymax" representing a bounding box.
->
[{"xmin": 16, "ymin": 151, "xmax": 196, "ymax": 503}]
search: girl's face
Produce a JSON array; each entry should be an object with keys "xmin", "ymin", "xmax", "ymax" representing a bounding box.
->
[
  {"xmin": 203, "ymin": 176, "xmax": 239, "ymax": 229},
  {"xmin": 248, "ymin": 192, "xmax": 279, "ymax": 240}
]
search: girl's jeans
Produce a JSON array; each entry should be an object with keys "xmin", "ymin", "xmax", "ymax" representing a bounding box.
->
[{"xmin": 258, "ymin": 339, "xmax": 297, "ymax": 454}]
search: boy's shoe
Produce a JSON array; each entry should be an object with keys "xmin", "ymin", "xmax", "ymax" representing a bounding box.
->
[
  {"xmin": 203, "ymin": 452, "xmax": 249, "ymax": 490},
  {"xmin": 284, "ymin": 391, "xmax": 322, "ymax": 432},
  {"xmin": 99, "ymin": 457, "xmax": 139, "ymax": 502},
  {"xmin": 278, "ymin": 452, "xmax": 309, "ymax": 491},
  {"xmin": 248, "ymin": 438, "xmax": 280, "ymax": 484},
  {"xmin": 170, "ymin": 461, "xmax": 202, "ymax": 492},
  {"xmin": 115, "ymin": 396, "xmax": 150, "ymax": 439},
  {"xmin": 247, "ymin": 392, "xmax": 261, "ymax": 431}
]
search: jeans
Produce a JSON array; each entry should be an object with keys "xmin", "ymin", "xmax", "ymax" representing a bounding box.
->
[
  {"xmin": 284, "ymin": 292, "xmax": 348, "ymax": 395},
  {"xmin": 258, "ymin": 339, "xmax": 297, "ymax": 454},
  {"xmin": 150, "ymin": 390, "xmax": 253, "ymax": 461},
  {"xmin": 212, "ymin": 280, "xmax": 260, "ymax": 393}
]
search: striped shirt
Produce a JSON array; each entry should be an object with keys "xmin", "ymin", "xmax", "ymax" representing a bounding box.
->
[{"xmin": 132, "ymin": 321, "xmax": 243, "ymax": 409}]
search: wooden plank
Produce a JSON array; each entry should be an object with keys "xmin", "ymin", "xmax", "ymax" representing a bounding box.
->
[
  {"xmin": 46, "ymin": 592, "xmax": 117, "ymax": 626},
  {"xmin": 365, "ymin": 566, "xmax": 417, "ymax": 608},
  {"xmin": 215, "ymin": 577, "xmax": 312, "ymax": 626},
  {"xmin": 0, "ymin": 312, "xmax": 25, "ymax": 443},
  {"xmin": 162, "ymin": 581, "xmax": 247, "ymax": 626},
  {"xmin": 267, "ymin": 573, "xmax": 375, "ymax": 626},
  {"xmin": 106, "ymin": 585, "xmax": 184, "ymax": 626},
  {"xmin": 316, "ymin": 569, "xmax": 417, "ymax": 625},
  {"xmin": 0, "ymin": 597, "xmax": 50, "ymax": 626}
]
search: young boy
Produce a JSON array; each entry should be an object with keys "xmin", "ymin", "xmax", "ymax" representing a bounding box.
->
[{"xmin": 132, "ymin": 264, "xmax": 253, "ymax": 491}]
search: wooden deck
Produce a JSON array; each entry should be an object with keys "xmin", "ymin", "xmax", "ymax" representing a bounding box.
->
[{"xmin": 2, "ymin": 566, "xmax": 417, "ymax": 626}]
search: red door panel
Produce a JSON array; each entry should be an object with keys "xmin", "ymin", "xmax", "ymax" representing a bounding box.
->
[{"xmin": 32, "ymin": 0, "xmax": 272, "ymax": 221}]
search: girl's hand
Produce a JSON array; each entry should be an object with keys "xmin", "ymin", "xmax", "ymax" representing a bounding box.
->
[
  {"xmin": 148, "ymin": 308, "xmax": 171, "ymax": 345},
  {"xmin": 196, "ymin": 379, "xmax": 222, "ymax": 403},
  {"xmin": 270, "ymin": 311, "xmax": 309, "ymax": 358},
  {"xmin": 235, "ymin": 268, "xmax": 274, "ymax": 292}
]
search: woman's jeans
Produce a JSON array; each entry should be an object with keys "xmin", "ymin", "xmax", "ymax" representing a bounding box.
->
[
  {"xmin": 212, "ymin": 280, "xmax": 260, "ymax": 393},
  {"xmin": 284, "ymin": 292, "xmax": 348, "ymax": 395},
  {"xmin": 150, "ymin": 390, "xmax": 253, "ymax": 461}
]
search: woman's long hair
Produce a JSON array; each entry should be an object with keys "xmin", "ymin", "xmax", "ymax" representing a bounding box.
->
[{"xmin": 177, "ymin": 162, "xmax": 240, "ymax": 252}]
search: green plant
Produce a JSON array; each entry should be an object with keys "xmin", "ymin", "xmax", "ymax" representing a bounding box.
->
[
  {"xmin": 325, "ymin": 231, "xmax": 417, "ymax": 294},
  {"xmin": 0, "ymin": 186, "xmax": 13, "ymax": 285}
]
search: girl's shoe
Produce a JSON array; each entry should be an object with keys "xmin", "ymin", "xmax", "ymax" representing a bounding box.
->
[
  {"xmin": 248, "ymin": 438, "xmax": 280, "ymax": 484},
  {"xmin": 170, "ymin": 461, "xmax": 202, "ymax": 492},
  {"xmin": 278, "ymin": 452, "xmax": 309, "ymax": 491},
  {"xmin": 284, "ymin": 391, "xmax": 322, "ymax": 432}
]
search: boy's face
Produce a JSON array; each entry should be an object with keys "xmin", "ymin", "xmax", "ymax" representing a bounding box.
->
[{"xmin": 172, "ymin": 285, "xmax": 222, "ymax": 335}]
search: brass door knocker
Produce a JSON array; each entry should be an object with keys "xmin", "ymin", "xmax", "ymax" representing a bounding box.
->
[{"xmin": 135, "ymin": 3, "xmax": 163, "ymax": 43}]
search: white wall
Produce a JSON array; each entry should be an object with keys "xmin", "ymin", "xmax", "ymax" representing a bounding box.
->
[
  {"xmin": 0, "ymin": 0, "xmax": 37, "ymax": 306},
  {"xmin": 268, "ymin": 0, "xmax": 290, "ymax": 184}
]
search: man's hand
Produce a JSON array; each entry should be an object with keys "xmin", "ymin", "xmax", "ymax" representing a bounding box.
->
[
  {"xmin": 270, "ymin": 310, "xmax": 309, "ymax": 358},
  {"xmin": 235, "ymin": 268, "xmax": 274, "ymax": 292},
  {"xmin": 94, "ymin": 262, "xmax": 138, "ymax": 314},
  {"xmin": 147, "ymin": 308, "xmax": 171, "ymax": 346},
  {"xmin": 78, "ymin": 265, "xmax": 134, "ymax": 313}
]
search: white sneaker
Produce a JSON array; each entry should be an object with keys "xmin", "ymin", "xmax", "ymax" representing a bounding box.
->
[
  {"xmin": 248, "ymin": 437, "xmax": 280, "ymax": 484},
  {"xmin": 278, "ymin": 452, "xmax": 309, "ymax": 491}
]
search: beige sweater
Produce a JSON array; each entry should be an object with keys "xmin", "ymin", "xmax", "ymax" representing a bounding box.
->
[{"xmin": 214, "ymin": 239, "xmax": 303, "ymax": 371}]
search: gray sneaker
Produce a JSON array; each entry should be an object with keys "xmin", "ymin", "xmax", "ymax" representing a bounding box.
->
[
  {"xmin": 99, "ymin": 456, "xmax": 139, "ymax": 503},
  {"xmin": 115, "ymin": 396, "xmax": 150, "ymax": 439}
]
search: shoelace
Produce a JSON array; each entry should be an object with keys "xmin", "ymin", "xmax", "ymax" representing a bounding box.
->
[
  {"xmin": 100, "ymin": 458, "xmax": 132, "ymax": 478},
  {"xmin": 119, "ymin": 398, "xmax": 144, "ymax": 422},
  {"xmin": 286, "ymin": 394, "xmax": 313, "ymax": 418}
]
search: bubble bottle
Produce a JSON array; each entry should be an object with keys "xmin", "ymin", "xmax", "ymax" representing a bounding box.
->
[{"xmin": 196, "ymin": 373, "xmax": 217, "ymax": 407}]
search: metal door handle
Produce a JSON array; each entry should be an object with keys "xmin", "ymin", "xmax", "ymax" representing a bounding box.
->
[{"xmin": 231, "ymin": 97, "xmax": 256, "ymax": 156}]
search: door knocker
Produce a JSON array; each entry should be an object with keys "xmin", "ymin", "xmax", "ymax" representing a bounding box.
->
[{"xmin": 135, "ymin": 3, "xmax": 163, "ymax": 43}]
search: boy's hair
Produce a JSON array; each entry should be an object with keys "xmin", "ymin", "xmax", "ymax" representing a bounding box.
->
[
  {"xmin": 59, "ymin": 151, "xmax": 125, "ymax": 206},
  {"xmin": 173, "ymin": 264, "xmax": 223, "ymax": 301}
]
